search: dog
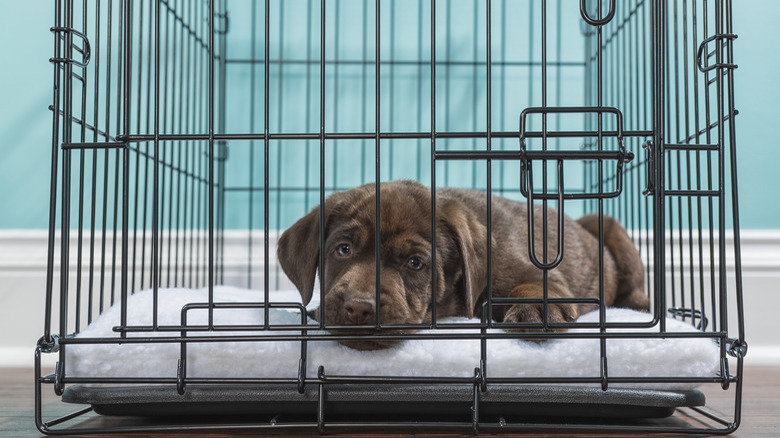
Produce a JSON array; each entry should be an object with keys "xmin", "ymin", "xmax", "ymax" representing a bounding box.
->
[{"xmin": 277, "ymin": 180, "xmax": 648, "ymax": 350}]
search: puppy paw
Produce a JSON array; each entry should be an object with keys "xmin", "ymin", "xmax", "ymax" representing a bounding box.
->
[{"xmin": 501, "ymin": 302, "xmax": 578, "ymax": 333}]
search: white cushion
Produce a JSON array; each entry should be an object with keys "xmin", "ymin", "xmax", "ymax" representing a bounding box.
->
[{"xmin": 67, "ymin": 286, "xmax": 719, "ymax": 390}]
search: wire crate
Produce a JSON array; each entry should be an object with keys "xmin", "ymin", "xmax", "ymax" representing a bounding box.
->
[{"xmin": 37, "ymin": 0, "xmax": 746, "ymax": 434}]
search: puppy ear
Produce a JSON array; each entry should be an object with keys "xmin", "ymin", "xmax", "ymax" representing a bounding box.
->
[
  {"xmin": 277, "ymin": 207, "xmax": 321, "ymax": 305},
  {"xmin": 277, "ymin": 189, "xmax": 359, "ymax": 305},
  {"xmin": 439, "ymin": 198, "xmax": 490, "ymax": 319}
]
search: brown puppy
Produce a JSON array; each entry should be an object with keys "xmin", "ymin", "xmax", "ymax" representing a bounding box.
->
[{"xmin": 277, "ymin": 180, "xmax": 648, "ymax": 350}]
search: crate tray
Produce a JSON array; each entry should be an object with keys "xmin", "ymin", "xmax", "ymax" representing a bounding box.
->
[{"xmin": 63, "ymin": 384, "xmax": 705, "ymax": 420}]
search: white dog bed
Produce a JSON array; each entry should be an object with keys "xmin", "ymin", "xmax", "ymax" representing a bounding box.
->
[{"xmin": 66, "ymin": 286, "xmax": 720, "ymax": 391}]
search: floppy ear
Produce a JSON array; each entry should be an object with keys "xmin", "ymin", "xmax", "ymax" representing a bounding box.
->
[
  {"xmin": 277, "ymin": 189, "xmax": 359, "ymax": 305},
  {"xmin": 439, "ymin": 198, "xmax": 490, "ymax": 319},
  {"xmin": 277, "ymin": 207, "xmax": 321, "ymax": 305}
]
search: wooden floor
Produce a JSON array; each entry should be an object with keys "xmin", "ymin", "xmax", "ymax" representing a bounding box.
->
[{"xmin": 2, "ymin": 366, "xmax": 778, "ymax": 437}]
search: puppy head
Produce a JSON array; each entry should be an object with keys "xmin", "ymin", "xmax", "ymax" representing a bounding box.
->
[{"xmin": 277, "ymin": 180, "xmax": 489, "ymax": 350}]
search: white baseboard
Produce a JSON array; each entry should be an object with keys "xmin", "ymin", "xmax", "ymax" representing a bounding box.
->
[
  {"xmin": 2, "ymin": 229, "xmax": 779, "ymax": 368},
  {"xmin": 742, "ymin": 346, "xmax": 780, "ymax": 367},
  {"xmin": 0, "ymin": 347, "xmax": 57, "ymax": 368}
]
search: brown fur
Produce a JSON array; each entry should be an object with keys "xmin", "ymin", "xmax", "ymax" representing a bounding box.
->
[{"xmin": 277, "ymin": 180, "xmax": 648, "ymax": 350}]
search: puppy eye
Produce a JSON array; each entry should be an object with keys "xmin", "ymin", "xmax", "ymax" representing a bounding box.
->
[
  {"xmin": 337, "ymin": 244, "xmax": 351, "ymax": 256},
  {"xmin": 407, "ymin": 257, "xmax": 423, "ymax": 271}
]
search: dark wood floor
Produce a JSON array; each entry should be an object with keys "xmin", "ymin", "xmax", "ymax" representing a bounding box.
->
[{"xmin": 2, "ymin": 365, "xmax": 778, "ymax": 437}]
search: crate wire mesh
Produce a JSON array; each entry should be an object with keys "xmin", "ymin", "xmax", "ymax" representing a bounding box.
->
[{"xmin": 37, "ymin": 0, "xmax": 747, "ymax": 434}]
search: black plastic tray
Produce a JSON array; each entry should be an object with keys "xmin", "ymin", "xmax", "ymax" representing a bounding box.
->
[{"xmin": 63, "ymin": 384, "xmax": 705, "ymax": 421}]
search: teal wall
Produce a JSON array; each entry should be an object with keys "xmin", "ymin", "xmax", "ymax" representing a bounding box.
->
[
  {"xmin": 1, "ymin": 1, "xmax": 777, "ymax": 230},
  {"xmin": 730, "ymin": 4, "xmax": 780, "ymax": 230},
  {"xmin": 0, "ymin": 2, "xmax": 54, "ymax": 229}
]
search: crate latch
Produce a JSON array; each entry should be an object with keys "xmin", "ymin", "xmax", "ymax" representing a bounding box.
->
[
  {"xmin": 518, "ymin": 106, "xmax": 633, "ymax": 270},
  {"xmin": 642, "ymin": 140, "xmax": 655, "ymax": 196}
]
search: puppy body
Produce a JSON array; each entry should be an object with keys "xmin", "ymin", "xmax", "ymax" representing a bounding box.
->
[
  {"xmin": 441, "ymin": 186, "xmax": 648, "ymax": 322},
  {"xmin": 278, "ymin": 180, "xmax": 648, "ymax": 349}
]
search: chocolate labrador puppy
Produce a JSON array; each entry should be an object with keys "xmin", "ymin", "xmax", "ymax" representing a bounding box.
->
[{"xmin": 278, "ymin": 180, "xmax": 648, "ymax": 350}]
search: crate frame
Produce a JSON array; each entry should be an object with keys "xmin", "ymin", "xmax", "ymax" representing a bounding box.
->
[{"xmin": 37, "ymin": 0, "xmax": 746, "ymax": 435}]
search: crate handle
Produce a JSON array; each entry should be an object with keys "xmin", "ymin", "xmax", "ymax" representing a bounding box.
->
[
  {"xmin": 696, "ymin": 33, "xmax": 738, "ymax": 72},
  {"xmin": 580, "ymin": 0, "xmax": 616, "ymax": 27},
  {"xmin": 50, "ymin": 26, "xmax": 91, "ymax": 68}
]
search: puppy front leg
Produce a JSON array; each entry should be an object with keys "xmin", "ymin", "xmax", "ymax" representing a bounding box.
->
[{"xmin": 500, "ymin": 281, "xmax": 578, "ymax": 332}]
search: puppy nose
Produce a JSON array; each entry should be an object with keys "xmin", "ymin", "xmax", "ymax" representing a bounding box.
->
[{"xmin": 342, "ymin": 299, "xmax": 376, "ymax": 325}]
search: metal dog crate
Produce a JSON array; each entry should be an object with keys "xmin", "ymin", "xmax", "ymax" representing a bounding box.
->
[{"xmin": 37, "ymin": 0, "xmax": 746, "ymax": 434}]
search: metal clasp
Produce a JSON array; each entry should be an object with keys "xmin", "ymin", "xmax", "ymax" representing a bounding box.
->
[
  {"xmin": 642, "ymin": 140, "xmax": 654, "ymax": 196},
  {"xmin": 37, "ymin": 335, "xmax": 60, "ymax": 354},
  {"xmin": 727, "ymin": 338, "xmax": 748, "ymax": 359}
]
